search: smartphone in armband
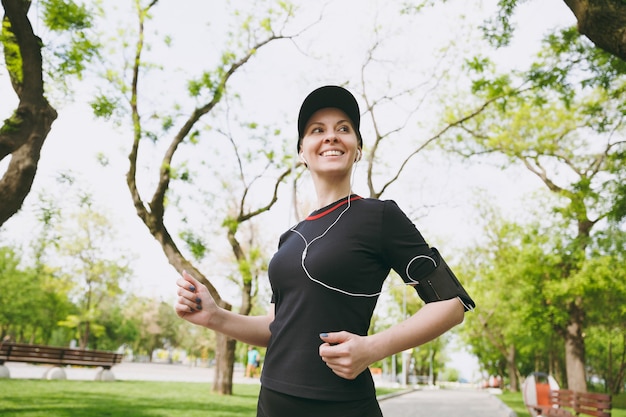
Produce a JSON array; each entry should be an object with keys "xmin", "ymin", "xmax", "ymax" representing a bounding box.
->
[{"xmin": 413, "ymin": 248, "xmax": 475, "ymax": 312}]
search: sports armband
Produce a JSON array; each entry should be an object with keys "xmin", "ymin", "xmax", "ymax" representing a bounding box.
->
[{"xmin": 411, "ymin": 248, "xmax": 475, "ymax": 312}]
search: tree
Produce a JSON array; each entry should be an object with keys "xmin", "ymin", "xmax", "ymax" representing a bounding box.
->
[
  {"xmin": 576, "ymin": 228, "xmax": 626, "ymax": 394},
  {"xmin": 120, "ymin": 296, "xmax": 160, "ymax": 360},
  {"xmin": 28, "ymin": 192, "xmax": 74, "ymax": 345},
  {"xmin": 91, "ymin": 0, "xmax": 302, "ymax": 394},
  {"xmin": 446, "ymin": 28, "xmax": 626, "ymax": 391},
  {"xmin": 457, "ymin": 207, "xmax": 567, "ymax": 391},
  {"xmin": 0, "ymin": 244, "xmax": 74, "ymax": 344},
  {"xmin": 119, "ymin": 296, "xmax": 182, "ymax": 361},
  {"xmin": 56, "ymin": 197, "xmax": 132, "ymax": 349},
  {"xmin": 0, "ymin": 0, "xmax": 97, "ymax": 227},
  {"xmin": 458, "ymin": 201, "xmax": 626, "ymax": 393},
  {"xmin": 0, "ymin": 246, "xmax": 38, "ymax": 340},
  {"xmin": 96, "ymin": 299, "xmax": 139, "ymax": 352}
]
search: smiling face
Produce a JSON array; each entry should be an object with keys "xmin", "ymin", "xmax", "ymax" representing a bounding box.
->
[{"xmin": 299, "ymin": 107, "xmax": 361, "ymax": 177}]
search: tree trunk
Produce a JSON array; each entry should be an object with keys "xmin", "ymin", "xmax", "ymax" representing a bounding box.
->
[
  {"xmin": 80, "ymin": 321, "xmax": 90, "ymax": 349},
  {"xmin": 0, "ymin": 0, "xmax": 58, "ymax": 227},
  {"xmin": 607, "ymin": 334, "xmax": 626, "ymax": 395},
  {"xmin": 564, "ymin": 301, "xmax": 587, "ymax": 392},
  {"xmin": 562, "ymin": 0, "xmax": 626, "ymax": 61},
  {"xmin": 506, "ymin": 345, "xmax": 519, "ymax": 391},
  {"xmin": 477, "ymin": 312, "xmax": 521, "ymax": 390},
  {"xmin": 213, "ymin": 332, "xmax": 237, "ymax": 395}
]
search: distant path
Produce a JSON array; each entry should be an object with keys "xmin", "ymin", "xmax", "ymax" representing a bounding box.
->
[{"xmin": 380, "ymin": 387, "xmax": 516, "ymax": 417}]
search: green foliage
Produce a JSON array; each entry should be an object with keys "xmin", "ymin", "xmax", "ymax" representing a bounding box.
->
[
  {"xmin": 47, "ymin": 200, "xmax": 133, "ymax": 349},
  {"xmin": 585, "ymin": 327, "xmax": 626, "ymax": 393},
  {"xmin": 1, "ymin": 17, "xmax": 23, "ymax": 85},
  {"xmin": 96, "ymin": 302, "xmax": 140, "ymax": 351},
  {"xmin": 0, "ymin": 246, "xmax": 74, "ymax": 344},
  {"xmin": 36, "ymin": 0, "xmax": 102, "ymax": 91},
  {"xmin": 161, "ymin": 115, "xmax": 174, "ymax": 132},
  {"xmin": 222, "ymin": 216, "xmax": 239, "ymax": 234},
  {"xmin": 54, "ymin": 33, "xmax": 99, "ymax": 78},
  {"xmin": 457, "ymin": 205, "xmax": 626, "ymax": 389},
  {"xmin": 0, "ymin": 111, "xmax": 24, "ymax": 134},
  {"xmin": 458, "ymin": 215, "xmax": 562, "ymax": 377},
  {"xmin": 479, "ymin": 0, "xmax": 519, "ymax": 48},
  {"xmin": 451, "ymin": 23, "xmax": 626, "ymax": 242},
  {"xmin": 541, "ymin": 28, "xmax": 626, "ymax": 91},
  {"xmin": 180, "ymin": 230, "xmax": 208, "ymax": 261},
  {"xmin": 610, "ymin": 180, "xmax": 626, "ymax": 222},
  {"xmin": 0, "ymin": 188, "xmax": 203, "ymax": 355},
  {"xmin": 41, "ymin": 0, "xmax": 92, "ymax": 31},
  {"xmin": 400, "ymin": 0, "xmax": 448, "ymax": 14},
  {"xmin": 466, "ymin": 26, "xmax": 626, "ymax": 109},
  {"xmin": 0, "ymin": 248, "xmax": 39, "ymax": 335}
]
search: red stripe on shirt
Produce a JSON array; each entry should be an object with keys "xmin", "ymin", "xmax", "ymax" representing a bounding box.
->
[{"xmin": 306, "ymin": 195, "xmax": 363, "ymax": 221}]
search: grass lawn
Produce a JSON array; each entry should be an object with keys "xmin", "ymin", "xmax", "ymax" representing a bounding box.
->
[
  {"xmin": 0, "ymin": 379, "xmax": 403, "ymax": 417},
  {"xmin": 0, "ymin": 380, "xmax": 261, "ymax": 417},
  {"xmin": 497, "ymin": 390, "xmax": 626, "ymax": 417}
]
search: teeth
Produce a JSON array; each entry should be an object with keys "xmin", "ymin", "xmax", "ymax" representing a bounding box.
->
[{"xmin": 321, "ymin": 150, "xmax": 343, "ymax": 157}]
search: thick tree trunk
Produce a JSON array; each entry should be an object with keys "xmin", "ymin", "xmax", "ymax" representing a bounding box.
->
[
  {"xmin": 563, "ymin": 0, "xmax": 626, "ymax": 61},
  {"xmin": 213, "ymin": 332, "xmax": 237, "ymax": 395},
  {"xmin": 0, "ymin": 0, "xmax": 58, "ymax": 227},
  {"xmin": 564, "ymin": 301, "xmax": 587, "ymax": 392}
]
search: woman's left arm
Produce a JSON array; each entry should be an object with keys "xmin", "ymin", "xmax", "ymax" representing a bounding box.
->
[{"xmin": 319, "ymin": 298, "xmax": 465, "ymax": 380}]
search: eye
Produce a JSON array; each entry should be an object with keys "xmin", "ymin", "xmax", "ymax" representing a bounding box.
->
[
  {"xmin": 338, "ymin": 125, "xmax": 350, "ymax": 132},
  {"xmin": 311, "ymin": 127, "xmax": 323, "ymax": 134}
]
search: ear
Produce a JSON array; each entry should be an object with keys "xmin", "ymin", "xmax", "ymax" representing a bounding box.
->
[
  {"xmin": 299, "ymin": 153, "xmax": 308, "ymax": 165},
  {"xmin": 355, "ymin": 149, "xmax": 362, "ymax": 162}
]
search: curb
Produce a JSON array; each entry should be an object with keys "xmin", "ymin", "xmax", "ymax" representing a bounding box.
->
[
  {"xmin": 489, "ymin": 392, "xmax": 517, "ymax": 417},
  {"xmin": 377, "ymin": 387, "xmax": 420, "ymax": 402}
]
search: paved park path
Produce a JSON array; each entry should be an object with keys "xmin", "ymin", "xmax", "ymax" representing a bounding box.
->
[
  {"xmin": 379, "ymin": 387, "xmax": 516, "ymax": 417},
  {"xmin": 4, "ymin": 362, "xmax": 516, "ymax": 417}
]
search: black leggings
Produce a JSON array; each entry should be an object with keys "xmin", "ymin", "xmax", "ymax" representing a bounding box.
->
[{"xmin": 256, "ymin": 386, "xmax": 383, "ymax": 417}]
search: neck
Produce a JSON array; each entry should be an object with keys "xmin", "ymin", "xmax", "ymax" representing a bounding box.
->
[
  {"xmin": 309, "ymin": 164, "xmax": 357, "ymax": 208},
  {"xmin": 312, "ymin": 180, "xmax": 352, "ymax": 209}
]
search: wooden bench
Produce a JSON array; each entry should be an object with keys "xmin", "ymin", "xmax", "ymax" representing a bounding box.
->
[
  {"xmin": 0, "ymin": 342, "xmax": 123, "ymax": 381},
  {"xmin": 537, "ymin": 389, "xmax": 612, "ymax": 417}
]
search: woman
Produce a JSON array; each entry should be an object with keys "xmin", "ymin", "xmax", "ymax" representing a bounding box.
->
[{"xmin": 175, "ymin": 85, "xmax": 475, "ymax": 417}]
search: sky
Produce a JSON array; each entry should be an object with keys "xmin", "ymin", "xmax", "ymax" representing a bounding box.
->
[{"xmin": 0, "ymin": 0, "xmax": 577, "ymax": 380}]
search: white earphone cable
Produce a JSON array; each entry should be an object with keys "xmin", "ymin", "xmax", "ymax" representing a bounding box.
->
[{"xmin": 291, "ymin": 157, "xmax": 440, "ymax": 298}]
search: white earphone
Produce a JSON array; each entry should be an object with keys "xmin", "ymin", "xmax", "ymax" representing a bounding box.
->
[{"xmin": 300, "ymin": 153, "xmax": 307, "ymax": 165}]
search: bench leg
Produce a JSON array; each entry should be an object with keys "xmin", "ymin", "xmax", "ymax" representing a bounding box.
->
[
  {"xmin": 44, "ymin": 366, "xmax": 67, "ymax": 380},
  {"xmin": 0, "ymin": 365, "xmax": 10, "ymax": 378},
  {"xmin": 95, "ymin": 368, "xmax": 115, "ymax": 382}
]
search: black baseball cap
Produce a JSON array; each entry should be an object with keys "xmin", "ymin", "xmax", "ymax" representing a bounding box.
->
[{"xmin": 297, "ymin": 85, "xmax": 362, "ymax": 152}]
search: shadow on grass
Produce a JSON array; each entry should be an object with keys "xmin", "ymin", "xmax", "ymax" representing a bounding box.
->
[{"xmin": 0, "ymin": 379, "xmax": 260, "ymax": 417}]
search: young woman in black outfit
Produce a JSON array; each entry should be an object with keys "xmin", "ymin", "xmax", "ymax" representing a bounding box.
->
[{"xmin": 175, "ymin": 85, "xmax": 475, "ymax": 417}]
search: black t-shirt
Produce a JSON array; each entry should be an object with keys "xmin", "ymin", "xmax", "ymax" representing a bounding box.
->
[{"xmin": 261, "ymin": 195, "xmax": 440, "ymax": 401}]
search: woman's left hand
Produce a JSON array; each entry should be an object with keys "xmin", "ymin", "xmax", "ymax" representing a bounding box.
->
[{"xmin": 318, "ymin": 331, "xmax": 372, "ymax": 380}]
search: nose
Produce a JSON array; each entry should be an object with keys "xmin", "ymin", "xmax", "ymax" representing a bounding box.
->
[{"xmin": 323, "ymin": 131, "xmax": 338, "ymax": 143}]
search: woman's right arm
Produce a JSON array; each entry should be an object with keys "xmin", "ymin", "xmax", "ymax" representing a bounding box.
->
[{"xmin": 175, "ymin": 270, "xmax": 274, "ymax": 347}]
